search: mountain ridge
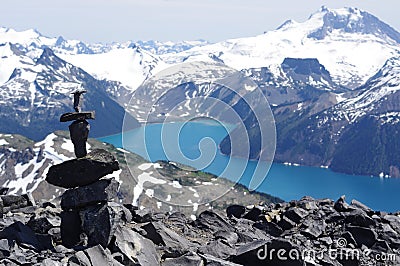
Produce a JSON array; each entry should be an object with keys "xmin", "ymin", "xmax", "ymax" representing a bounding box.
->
[{"xmin": 1, "ymin": 6, "xmax": 400, "ymax": 177}]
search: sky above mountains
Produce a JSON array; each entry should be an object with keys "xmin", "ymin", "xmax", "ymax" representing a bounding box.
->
[{"xmin": 1, "ymin": 0, "xmax": 399, "ymax": 43}]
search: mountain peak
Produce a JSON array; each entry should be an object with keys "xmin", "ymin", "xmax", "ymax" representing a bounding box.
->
[{"xmin": 307, "ymin": 6, "xmax": 400, "ymax": 43}]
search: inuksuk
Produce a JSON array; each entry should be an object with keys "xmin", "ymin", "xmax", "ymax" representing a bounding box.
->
[{"xmin": 46, "ymin": 89, "xmax": 123, "ymax": 248}]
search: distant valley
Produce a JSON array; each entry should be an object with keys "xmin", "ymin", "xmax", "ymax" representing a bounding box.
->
[{"xmin": 0, "ymin": 6, "xmax": 400, "ymax": 177}]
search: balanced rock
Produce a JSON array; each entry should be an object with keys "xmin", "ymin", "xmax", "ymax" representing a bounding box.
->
[
  {"xmin": 61, "ymin": 178, "xmax": 120, "ymax": 210},
  {"xmin": 46, "ymin": 149, "xmax": 119, "ymax": 188}
]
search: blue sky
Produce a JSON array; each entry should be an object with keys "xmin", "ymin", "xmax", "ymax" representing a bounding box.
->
[{"xmin": 1, "ymin": 0, "xmax": 399, "ymax": 43}]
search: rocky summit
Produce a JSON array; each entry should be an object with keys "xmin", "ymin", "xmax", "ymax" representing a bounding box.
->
[{"xmin": 0, "ymin": 194, "xmax": 398, "ymax": 265}]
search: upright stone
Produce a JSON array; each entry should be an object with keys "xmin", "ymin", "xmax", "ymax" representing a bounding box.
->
[{"xmin": 69, "ymin": 120, "xmax": 89, "ymax": 158}]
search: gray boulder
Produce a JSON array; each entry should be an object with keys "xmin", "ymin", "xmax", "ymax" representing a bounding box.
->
[
  {"xmin": 162, "ymin": 252, "xmax": 203, "ymax": 266},
  {"xmin": 112, "ymin": 226, "xmax": 160, "ymax": 265},
  {"xmin": 347, "ymin": 225, "xmax": 378, "ymax": 248},
  {"xmin": 141, "ymin": 221, "xmax": 195, "ymax": 255}
]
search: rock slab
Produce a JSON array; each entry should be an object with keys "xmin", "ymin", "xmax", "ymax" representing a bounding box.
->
[{"xmin": 46, "ymin": 149, "xmax": 119, "ymax": 188}]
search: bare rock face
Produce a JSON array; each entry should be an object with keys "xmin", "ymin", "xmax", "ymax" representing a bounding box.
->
[{"xmin": 46, "ymin": 149, "xmax": 119, "ymax": 188}]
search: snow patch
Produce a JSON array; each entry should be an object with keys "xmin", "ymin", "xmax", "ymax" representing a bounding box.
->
[{"xmin": 132, "ymin": 171, "xmax": 166, "ymax": 206}]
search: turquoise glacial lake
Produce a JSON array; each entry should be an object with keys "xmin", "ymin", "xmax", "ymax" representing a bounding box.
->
[{"xmin": 99, "ymin": 121, "xmax": 400, "ymax": 212}]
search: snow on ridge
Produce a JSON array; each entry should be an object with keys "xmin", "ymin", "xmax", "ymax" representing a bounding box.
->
[
  {"xmin": 57, "ymin": 47, "xmax": 168, "ymax": 90},
  {"xmin": 1, "ymin": 133, "xmax": 76, "ymax": 194},
  {"xmin": 35, "ymin": 133, "xmax": 72, "ymax": 163},
  {"xmin": 0, "ymin": 139, "xmax": 8, "ymax": 146},
  {"xmin": 132, "ymin": 171, "xmax": 166, "ymax": 206}
]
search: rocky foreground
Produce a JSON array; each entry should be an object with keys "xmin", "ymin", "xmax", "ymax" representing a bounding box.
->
[{"xmin": 0, "ymin": 193, "xmax": 399, "ymax": 265}]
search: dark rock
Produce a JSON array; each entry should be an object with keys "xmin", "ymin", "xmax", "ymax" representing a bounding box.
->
[
  {"xmin": 198, "ymin": 239, "xmax": 236, "ymax": 259},
  {"xmin": 112, "ymin": 226, "xmax": 159, "ymax": 265},
  {"xmin": 60, "ymin": 210, "xmax": 82, "ymax": 248},
  {"xmin": 215, "ymin": 230, "xmax": 239, "ymax": 245},
  {"xmin": 301, "ymin": 219, "xmax": 326, "ymax": 238},
  {"xmin": 11, "ymin": 205, "xmax": 37, "ymax": 214},
  {"xmin": 0, "ymin": 188, "xmax": 8, "ymax": 195},
  {"xmin": 108, "ymin": 202, "xmax": 132, "ymax": 223},
  {"xmin": 234, "ymin": 219, "xmax": 271, "ymax": 242},
  {"xmin": 196, "ymin": 211, "xmax": 234, "ymax": 233},
  {"xmin": 162, "ymin": 251, "xmax": 203, "ymax": 266},
  {"xmin": 278, "ymin": 216, "xmax": 296, "ymax": 231},
  {"xmin": 27, "ymin": 217, "xmax": 53, "ymax": 234},
  {"xmin": 347, "ymin": 225, "xmax": 378, "ymax": 248},
  {"xmin": 284, "ymin": 207, "xmax": 309, "ymax": 224},
  {"xmin": 0, "ymin": 221, "xmax": 43, "ymax": 251},
  {"xmin": 141, "ymin": 221, "xmax": 194, "ymax": 255},
  {"xmin": 132, "ymin": 208, "xmax": 154, "ymax": 223},
  {"xmin": 253, "ymin": 221, "xmax": 283, "ymax": 237},
  {"xmin": 48, "ymin": 227, "xmax": 61, "ymax": 245},
  {"xmin": 319, "ymin": 236, "xmax": 333, "ymax": 246},
  {"xmin": 61, "ymin": 178, "xmax": 120, "ymax": 210},
  {"xmin": 326, "ymin": 212, "xmax": 344, "ymax": 223},
  {"xmin": 199, "ymin": 253, "xmax": 242, "ymax": 266},
  {"xmin": 60, "ymin": 111, "xmax": 95, "ymax": 122},
  {"xmin": 235, "ymin": 239, "xmax": 269, "ymax": 256},
  {"xmin": 41, "ymin": 202, "xmax": 57, "ymax": 209},
  {"xmin": 123, "ymin": 203, "xmax": 138, "ymax": 216},
  {"xmin": 381, "ymin": 223, "xmax": 398, "ymax": 240},
  {"xmin": 297, "ymin": 196, "xmax": 318, "ymax": 210},
  {"xmin": 343, "ymin": 209, "xmax": 376, "ymax": 227},
  {"xmin": 350, "ymin": 199, "xmax": 372, "ymax": 213},
  {"xmin": 371, "ymin": 239, "xmax": 391, "ymax": 253},
  {"xmin": 1, "ymin": 195, "xmax": 28, "ymax": 210},
  {"xmin": 334, "ymin": 195, "xmax": 354, "ymax": 212},
  {"xmin": 340, "ymin": 231, "xmax": 357, "ymax": 247},
  {"xmin": 243, "ymin": 207, "xmax": 262, "ymax": 221},
  {"xmin": 383, "ymin": 214, "xmax": 400, "ymax": 234},
  {"xmin": 69, "ymin": 120, "xmax": 90, "ymax": 158},
  {"xmin": 41, "ymin": 258, "xmax": 63, "ymax": 266},
  {"xmin": 85, "ymin": 244, "xmax": 123, "ymax": 266},
  {"xmin": 0, "ymin": 239, "xmax": 13, "ymax": 257},
  {"xmin": 166, "ymin": 212, "xmax": 188, "ymax": 230},
  {"xmin": 233, "ymin": 238, "xmax": 303, "ymax": 266},
  {"xmin": 36, "ymin": 233, "xmax": 54, "ymax": 250},
  {"xmin": 69, "ymin": 250, "xmax": 91, "ymax": 265},
  {"xmin": 46, "ymin": 149, "xmax": 119, "ymax": 188},
  {"xmin": 80, "ymin": 203, "xmax": 120, "ymax": 248},
  {"xmin": 319, "ymin": 198, "xmax": 334, "ymax": 206},
  {"xmin": 226, "ymin": 205, "xmax": 246, "ymax": 219}
]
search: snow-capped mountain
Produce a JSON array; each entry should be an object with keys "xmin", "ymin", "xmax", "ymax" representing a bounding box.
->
[
  {"xmin": 1, "ymin": 6, "xmax": 400, "ymax": 177},
  {"xmin": 162, "ymin": 6, "xmax": 399, "ymax": 89},
  {"xmin": 0, "ymin": 45, "xmax": 129, "ymax": 140},
  {"xmin": 264, "ymin": 56, "xmax": 400, "ymax": 177},
  {"xmin": 0, "ymin": 27, "xmax": 168, "ymax": 91},
  {"xmin": 243, "ymin": 57, "xmax": 347, "ymax": 106},
  {"xmin": 135, "ymin": 39, "xmax": 210, "ymax": 55}
]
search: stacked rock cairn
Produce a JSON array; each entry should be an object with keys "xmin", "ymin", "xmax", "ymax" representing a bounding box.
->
[{"xmin": 45, "ymin": 90, "xmax": 122, "ymax": 248}]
